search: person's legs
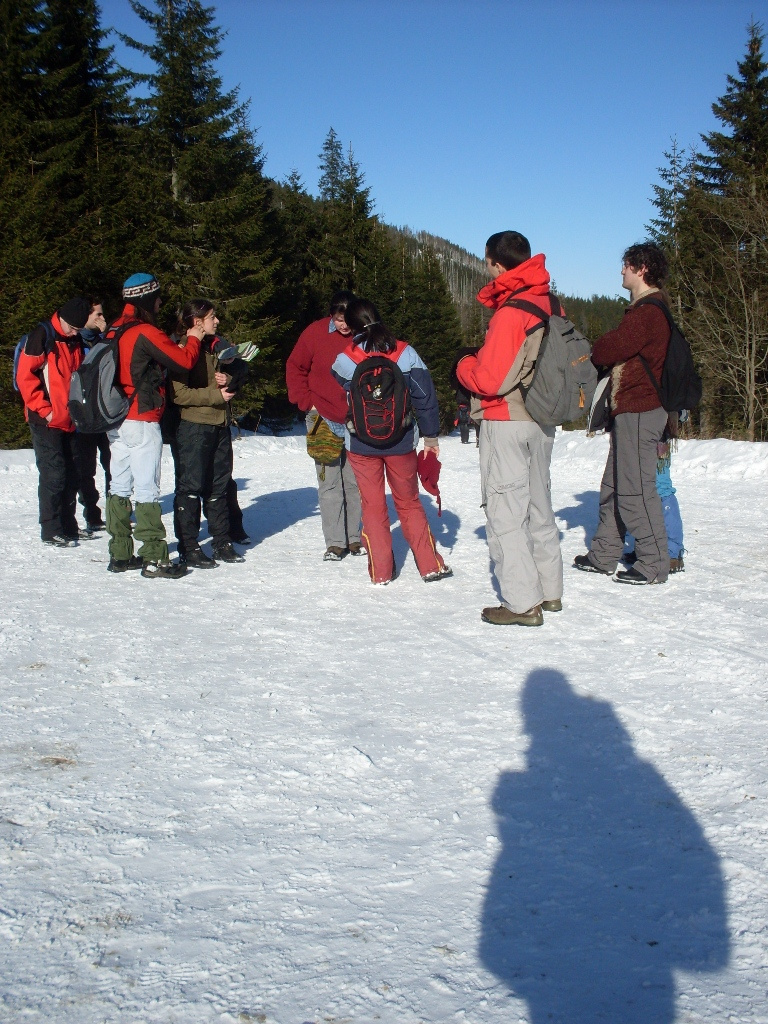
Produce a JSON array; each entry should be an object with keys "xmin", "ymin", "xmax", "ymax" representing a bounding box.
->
[
  {"xmin": 73, "ymin": 432, "xmax": 102, "ymax": 526},
  {"xmin": 479, "ymin": 420, "xmax": 544, "ymax": 613},
  {"xmin": 173, "ymin": 420, "xmax": 207, "ymax": 556},
  {"xmin": 96, "ymin": 431, "xmax": 111, "ymax": 496},
  {"xmin": 384, "ymin": 451, "xmax": 444, "ymax": 577},
  {"xmin": 655, "ymin": 463, "xmax": 684, "ymax": 559},
  {"xmin": 527, "ymin": 424, "xmax": 563, "ymax": 602},
  {"xmin": 106, "ymin": 422, "xmax": 136, "ymax": 560},
  {"xmin": 340, "ymin": 449, "xmax": 362, "ymax": 548},
  {"xmin": 29, "ymin": 422, "xmax": 68, "ymax": 541},
  {"xmin": 205, "ymin": 426, "xmax": 234, "ymax": 547},
  {"xmin": 127, "ymin": 420, "xmax": 167, "ymax": 564},
  {"xmin": 315, "ymin": 456, "xmax": 349, "ymax": 549},
  {"xmin": 586, "ymin": 425, "xmax": 626, "ymax": 573},
  {"xmin": 347, "ymin": 451, "xmax": 392, "ymax": 583},
  {"xmin": 60, "ymin": 433, "xmax": 80, "ymax": 538},
  {"xmin": 614, "ymin": 410, "xmax": 669, "ymax": 583}
]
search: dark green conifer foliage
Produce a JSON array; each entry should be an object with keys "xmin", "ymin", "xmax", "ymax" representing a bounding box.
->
[
  {"xmin": 121, "ymin": 0, "xmax": 283, "ymax": 410},
  {"xmin": 699, "ymin": 21, "xmax": 768, "ymax": 192},
  {"xmin": 0, "ymin": 0, "xmax": 127, "ymax": 445}
]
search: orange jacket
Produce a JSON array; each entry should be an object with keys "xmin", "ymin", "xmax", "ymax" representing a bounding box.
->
[
  {"xmin": 456, "ymin": 254, "xmax": 559, "ymax": 421},
  {"xmin": 112, "ymin": 304, "xmax": 201, "ymax": 422},
  {"xmin": 16, "ymin": 313, "xmax": 83, "ymax": 431}
]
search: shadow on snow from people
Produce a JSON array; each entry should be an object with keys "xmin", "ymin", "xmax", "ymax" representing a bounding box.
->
[{"xmin": 480, "ymin": 668, "xmax": 729, "ymax": 1024}]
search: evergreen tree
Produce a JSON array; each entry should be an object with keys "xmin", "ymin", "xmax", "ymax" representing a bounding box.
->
[
  {"xmin": 121, "ymin": 0, "xmax": 283, "ymax": 410},
  {"xmin": 699, "ymin": 20, "xmax": 768, "ymax": 192},
  {"xmin": 0, "ymin": 0, "xmax": 128, "ymax": 446}
]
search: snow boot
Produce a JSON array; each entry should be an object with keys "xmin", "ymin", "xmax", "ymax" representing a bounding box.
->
[
  {"xmin": 573, "ymin": 554, "xmax": 613, "ymax": 575},
  {"xmin": 141, "ymin": 561, "xmax": 188, "ymax": 580},
  {"xmin": 212, "ymin": 542, "xmax": 245, "ymax": 564},
  {"xmin": 481, "ymin": 604, "xmax": 544, "ymax": 626}
]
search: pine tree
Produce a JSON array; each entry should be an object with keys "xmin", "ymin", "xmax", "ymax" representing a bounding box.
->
[
  {"xmin": 0, "ymin": 0, "xmax": 128, "ymax": 446},
  {"xmin": 121, "ymin": 0, "xmax": 283, "ymax": 411},
  {"xmin": 699, "ymin": 20, "xmax": 768, "ymax": 192}
]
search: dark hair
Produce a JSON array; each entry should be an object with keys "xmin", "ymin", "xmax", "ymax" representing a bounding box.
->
[
  {"xmin": 329, "ymin": 290, "xmax": 356, "ymax": 317},
  {"xmin": 88, "ymin": 297, "xmax": 103, "ymax": 311},
  {"xmin": 178, "ymin": 298, "xmax": 215, "ymax": 337},
  {"xmin": 622, "ymin": 242, "xmax": 668, "ymax": 288},
  {"xmin": 344, "ymin": 298, "xmax": 396, "ymax": 354},
  {"xmin": 485, "ymin": 231, "xmax": 532, "ymax": 271}
]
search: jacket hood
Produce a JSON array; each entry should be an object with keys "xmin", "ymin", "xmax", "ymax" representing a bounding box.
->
[{"xmin": 476, "ymin": 253, "xmax": 551, "ymax": 310}]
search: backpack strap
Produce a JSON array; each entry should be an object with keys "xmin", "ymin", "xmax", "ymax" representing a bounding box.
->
[
  {"xmin": 503, "ymin": 296, "xmax": 552, "ymax": 336},
  {"xmin": 633, "ymin": 297, "xmax": 673, "ymax": 405}
]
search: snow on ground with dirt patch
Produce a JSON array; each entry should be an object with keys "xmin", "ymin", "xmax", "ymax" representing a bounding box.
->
[{"xmin": 1, "ymin": 428, "xmax": 767, "ymax": 1024}]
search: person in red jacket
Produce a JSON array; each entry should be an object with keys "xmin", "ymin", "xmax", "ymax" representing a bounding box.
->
[
  {"xmin": 456, "ymin": 231, "xmax": 563, "ymax": 626},
  {"xmin": 286, "ymin": 290, "xmax": 364, "ymax": 561},
  {"xmin": 16, "ymin": 296, "xmax": 90, "ymax": 547},
  {"xmin": 574, "ymin": 242, "xmax": 671, "ymax": 585},
  {"xmin": 106, "ymin": 273, "xmax": 202, "ymax": 579}
]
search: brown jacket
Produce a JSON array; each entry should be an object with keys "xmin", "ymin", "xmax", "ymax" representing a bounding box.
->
[
  {"xmin": 591, "ymin": 288, "xmax": 670, "ymax": 416},
  {"xmin": 169, "ymin": 345, "xmax": 231, "ymax": 426}
]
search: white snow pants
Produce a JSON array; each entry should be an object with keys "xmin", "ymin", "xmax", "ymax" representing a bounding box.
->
[{"xmin": 479, "ymin": 419, "xmax": 563, "ymax": 614}]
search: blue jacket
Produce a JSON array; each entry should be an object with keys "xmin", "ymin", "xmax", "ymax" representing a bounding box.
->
[{"xmin": 332, "ymin": 339, "xmax": 440, "ymax": 456}]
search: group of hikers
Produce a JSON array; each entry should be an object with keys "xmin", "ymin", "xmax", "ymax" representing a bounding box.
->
[{"xmin": 15, "ymin": 231, "xmax": 686, "ymax": 622}]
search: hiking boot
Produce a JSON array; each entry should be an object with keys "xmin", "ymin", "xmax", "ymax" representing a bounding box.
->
[
  {"xmin": 422, "ymin": 564, "xmax": 453, "ymax": 583},
  {"xmin": 141, "ymin": 561, "xmax": 189, "ymax": 579},
  {"xmin": 541, "ymin": 598, "xmax": 562, "ymax": 612},
  {"xmin": 66, "ymin": 528, "xmax": 97, "ymax": 542},
  {"xmin": 481, "ymin": 604, "xmax": 544, "ymax": 626},
  {"xmin": 212, "ymin": 542, "xmax": 245, "ymax": 564},
  {"xmin": 348, "ymin": 542, "xmax": 367, "ymax": 556},
  {"xmin": 107, "ymin": 555, "xmax": 143, "ymax": 573},
  {"xmin": 179, "ymin": 547, "xmax": 218, "ymax": 569},
  {"xmin": 573, "ymin": 554, "xmax": 613, "ymax": 575},
  {"xmin": 86, "ymin": 521, "xmax": 106, "ymax": 535},
  {"xmin": 230, "ymin": 528, "xmax": 251, "ymax": 544},
  {"xmin": 615, "ymin": 566, "xmax": 650, "ymax": 585},
  {"xmin": 670, "ymin": 555, "xmax": 685, "ymax": 573},
  {"xmin": 323, "ymin": 546, "xmax": 345, "ymax": 561},
  {"xmin": 43, "ymin": 534, "xmax": 77, "ymax": 547}
]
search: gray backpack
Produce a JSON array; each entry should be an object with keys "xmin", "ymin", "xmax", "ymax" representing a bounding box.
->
[{"xmin": 505, "ymin": 295, "xmax": 597, "ymax": 426}]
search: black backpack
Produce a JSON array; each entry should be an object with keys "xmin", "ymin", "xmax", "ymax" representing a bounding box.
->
[
  {"xmin": 68, "ymin": 321, "xmax": 137, "ymax": 433},
  {"xmin": 346, "ymin": 353, "xmax": 412, "ymax": 448},
  {"xmin": 504, "ymin": 294, "xmax": 598, "ymax": 426},
  {"xmin": 635, "ymin": 298, "xmax": 702, "ymax": 413}
]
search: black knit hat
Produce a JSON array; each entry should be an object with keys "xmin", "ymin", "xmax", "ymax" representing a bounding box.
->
[{"xmin": 57, "ymin": 296, "xmax": 90, "ymax": 330}]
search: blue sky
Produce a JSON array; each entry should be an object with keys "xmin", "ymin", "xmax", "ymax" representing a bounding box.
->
[{"xmin": 99, "ymin": 0, "xmax": 763, "ymax": 298}]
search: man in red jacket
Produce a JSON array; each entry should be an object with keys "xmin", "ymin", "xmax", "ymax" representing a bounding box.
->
[
  {"xmin": 17, "ymin": 296, "xmax": 91, "ymax": 547},
  {"xmin": 286, "ymin": 291, "xmax": 363, "ymax": 561},
  {"xmin": 456, "ymin": 231, "xmax": 563, "ymax": 626},
  {"xmin": 574, "ymin": 242, "xmax": 671, "ymax": 584},
  {"xmin": 106, "ymin": 273, "xmax": 202, "ymax": 579}
]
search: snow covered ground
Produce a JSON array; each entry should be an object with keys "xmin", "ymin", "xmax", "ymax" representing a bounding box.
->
[{"xmin": 1, "ymin": 428, "xmax": 766, "ymax": 1024}]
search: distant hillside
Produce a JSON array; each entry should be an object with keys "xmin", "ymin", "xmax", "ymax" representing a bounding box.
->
[{"xmin": 387, "ymin": 225, "xmax": 627, "ymax": 343}]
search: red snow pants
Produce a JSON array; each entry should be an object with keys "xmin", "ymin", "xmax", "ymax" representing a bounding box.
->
[{"xmin": 347, "ymin": 449, "xmax": 444, "ymax": 584}]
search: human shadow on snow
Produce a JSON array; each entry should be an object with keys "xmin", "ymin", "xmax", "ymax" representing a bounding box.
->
[
  {"xmin": 480, "ymin": 669, "xmax": 729, "ymax": 1024},
  {"xmin": 555, "ymin": 490, "xmax": 600, "ymax": 547},
  {"xmin": 238, "ymin": 485, "xmax": 319, "ymax": 547},
  {"xmin": 384, "ymin": 495, "xmax": 460, "ymax": 573}
]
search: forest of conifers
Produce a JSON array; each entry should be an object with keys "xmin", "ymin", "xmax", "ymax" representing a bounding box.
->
[{"xmin": 1, "ymin": 2, "xmax": 765, "ymax": 446}]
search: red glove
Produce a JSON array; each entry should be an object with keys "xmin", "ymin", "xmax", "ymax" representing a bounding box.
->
[{"xmin": 417, "ymin": 448, "xmax": 442, "ymax": 517}]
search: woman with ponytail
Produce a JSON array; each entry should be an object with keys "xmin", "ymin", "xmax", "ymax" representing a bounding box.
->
[
  {"xmin": 331, "ymin": 298, "xmax": 451, "ymax": 585},
  {"xmin": 168, "ymin": 299, "xmax": 248, "ymax": 568}
]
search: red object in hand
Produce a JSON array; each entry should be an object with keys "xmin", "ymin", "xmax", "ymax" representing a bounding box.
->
[{"xmin": 417, "ymin": 448, "xmax": 442, "ymax": 517}]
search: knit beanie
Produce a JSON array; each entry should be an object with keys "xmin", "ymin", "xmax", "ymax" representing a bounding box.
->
[
  {"xmin": 122, "ymin": 273, "xmax": 161, "ymax": 314},
  {"xmin": 57, "ymin": 296, "xmax": 90, "ymax": 330}
]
